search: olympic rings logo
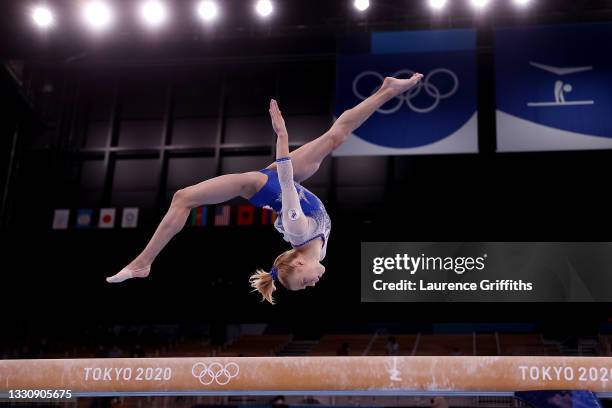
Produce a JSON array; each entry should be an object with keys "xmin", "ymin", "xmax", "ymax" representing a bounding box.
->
[
  {"xmin": 191, "ymin": 362, "xmax": 240, "ymax": 386},
  {"xmin": 352, "ymin": 69, "xmax": 459, "ymax": 114}
]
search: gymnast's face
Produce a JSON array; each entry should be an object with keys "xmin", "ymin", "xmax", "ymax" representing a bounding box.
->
[{"xmin": 287, "ymin": 258, "xmax": 325, "ymax": 291}]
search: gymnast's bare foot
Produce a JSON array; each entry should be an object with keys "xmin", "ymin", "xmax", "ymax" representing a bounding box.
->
[
  {"xmin": 106, "ymin": 260, "xmax": 151, "ymax": 283},
  {"xmin": 382, "ymin": 73, "xmax": 424, "ymax": 95}
]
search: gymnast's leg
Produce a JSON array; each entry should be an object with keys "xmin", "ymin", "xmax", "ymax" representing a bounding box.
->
[
  {"xmin": 268, "ymin": 73, "xmax": 423, "ymax": 182},
  {"xmin": 332, "ymin": 74, "xmax": 424, "ymax": 136},
  {"xmin": 106, "ymin": 172, "xmax": 264, "ymax": 283}
]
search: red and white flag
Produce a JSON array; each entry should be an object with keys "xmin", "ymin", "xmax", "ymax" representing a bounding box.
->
[{"xmin": 99, "ymin": 208, "xmax": 116, "ymax": 228}]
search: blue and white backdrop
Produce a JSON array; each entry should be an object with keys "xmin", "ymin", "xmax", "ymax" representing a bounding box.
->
[
  {"xmin": 333, "ymin": 29, "xmax": 478, "ymax": 156},
  {"xmin": 496, "ymin": 23, "xmax": 612, "ymax": 152}
]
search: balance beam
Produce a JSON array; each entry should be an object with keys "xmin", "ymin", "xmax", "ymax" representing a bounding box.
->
[{"xmin": 2, "ymin": 356, "xmax": 612, "ymax": 397}]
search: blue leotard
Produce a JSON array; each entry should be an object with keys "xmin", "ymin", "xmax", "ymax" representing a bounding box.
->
[{"xmin": 248, "ymin": 164, "xmax": 331, "ymax": 260}]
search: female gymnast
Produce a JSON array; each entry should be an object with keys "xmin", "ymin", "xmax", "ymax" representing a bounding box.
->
[{"xmin": 106, "ymin": 72, "xmax": 424, "ymax": 303}]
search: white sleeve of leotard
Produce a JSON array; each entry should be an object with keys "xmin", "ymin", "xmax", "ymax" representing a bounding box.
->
[{"xmin": 276, "ymin": 157, "xmax": 309, "ymax": 236}]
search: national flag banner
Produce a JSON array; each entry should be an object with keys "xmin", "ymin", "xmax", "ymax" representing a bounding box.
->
[
  {"xmin": 52, "ymin": 209, "xmax": 70, "ymax": 230},
  {"xmin": 189, "ymin": 208, "xmax": 197, "ymax": 226},
  {"xmin": 237, "ymin": 204, "xmax": 255, "ymax": 226},
  {"xmin": 189, "ymin": 206, "xmax": 208, "ymax": 227},
  {"xmin": 200, "ymin": 206, "xmax": 208, "ymax": 226},
  {"xmin": 214, "ymin": 205, "xmax": 230, "ymax": 226},
  {"xmin": 261, "ymin": 207, "xmax": 277, "ymax": 225},
  {"xmin": 99, "ymin": 208, "xmax": 116, "ymax": 229},
  {"xmin": 75, "ymin": 209, "xmax": 93, "ymax": 229},
  {"xmin": 121, "ymin": 207, "xmax": 139, "ymax": 228}
]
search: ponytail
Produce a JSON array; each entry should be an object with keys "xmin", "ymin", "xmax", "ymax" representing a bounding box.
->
[
  {"xmin": 250, "ymin": 249, "xmax": 299, "ymax": 304},
  {"xmin": 249, "ymin": 269, "xmax": 277, "ymax": 304}
]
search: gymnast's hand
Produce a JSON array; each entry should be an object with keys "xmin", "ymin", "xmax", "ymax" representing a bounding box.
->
[{"xmin": 269, "ymin": 99, "xmax": 288, "ymax": 139}]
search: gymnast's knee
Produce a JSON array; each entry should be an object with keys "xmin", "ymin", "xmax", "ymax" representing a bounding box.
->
[
  {"xmin": 171, "ymin": 188, "xmax": 190, "ymax": 208},
  {"xmin": 328, "ymin": 127, "xmax": 350, "ymax": 150},
  {"xmin": 335, "ymin": 108, "xmax": 356, "ymax": 126}
]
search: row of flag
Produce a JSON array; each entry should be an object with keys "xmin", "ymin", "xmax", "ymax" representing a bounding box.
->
[
  {"xmin": 188, "ymin": 205, "xmax": 277, "ymax": 227},
  {"xmin": 51, "ymin": 205, "xmax": 277, "ymax": 230},
  {"xmin": 52, "ymin": 208, "xmax": 139, "ymax": 230}
]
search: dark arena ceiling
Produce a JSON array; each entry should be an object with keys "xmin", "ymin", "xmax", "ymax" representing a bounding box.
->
[{"xmin": 2, "ymin": 0, "xmax": 612, "ymax": 63}]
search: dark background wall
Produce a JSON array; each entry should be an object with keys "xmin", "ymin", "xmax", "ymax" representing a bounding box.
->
[{"xmin": 2, "ymin": 0, "xmax": 612, "ymax": 326}]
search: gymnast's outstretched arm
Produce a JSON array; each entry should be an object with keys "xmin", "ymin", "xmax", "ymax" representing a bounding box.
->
[{"xmin": 269, "ymin": 99, "xmax": 309, "ymax": 237}]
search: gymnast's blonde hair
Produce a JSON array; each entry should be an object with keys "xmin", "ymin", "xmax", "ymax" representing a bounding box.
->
[{"xmin": 249, "ymin": 249, "xmax": 299, "ymax": 304}]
